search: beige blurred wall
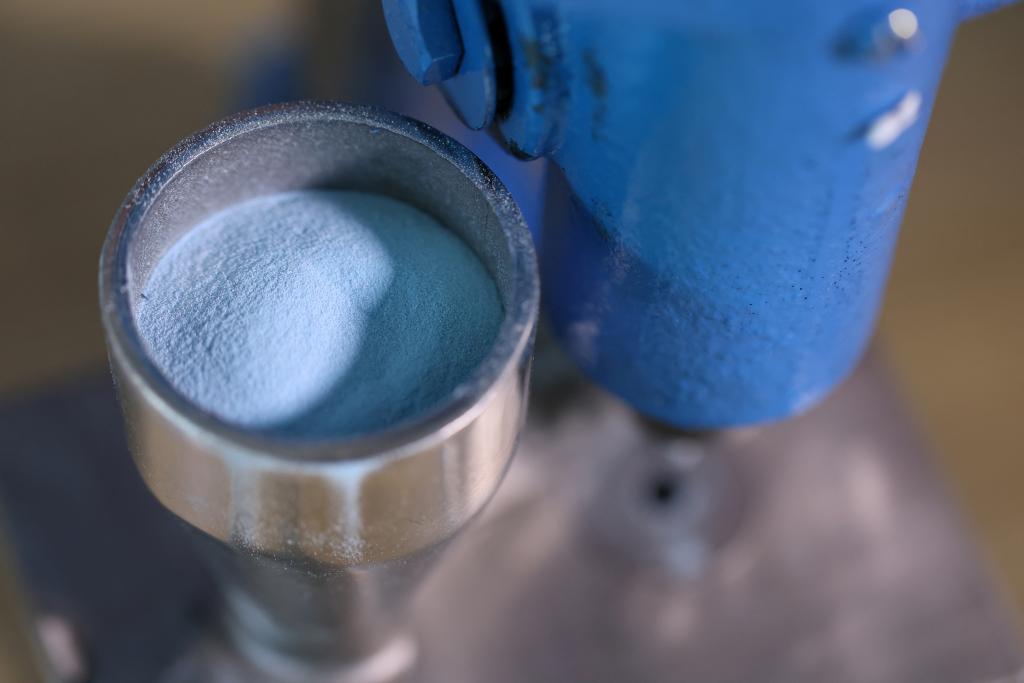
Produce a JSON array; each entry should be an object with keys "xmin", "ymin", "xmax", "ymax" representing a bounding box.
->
[
  {"xmin": 880, "ymin": 7, "xmax": 1024, "ymax": 611},
  {"xmin": 0, "ymin": 0, "xmax": 1022, "ymax": 610}
]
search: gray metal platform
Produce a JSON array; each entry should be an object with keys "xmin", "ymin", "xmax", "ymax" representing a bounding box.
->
[{"xmin": 0, "ymin": 355, "xmax": 1020, "ymax": 682}]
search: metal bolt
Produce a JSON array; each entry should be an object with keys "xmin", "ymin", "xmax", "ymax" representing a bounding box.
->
[
  {"xmin": 887, "ymin": 8, "xmax": 919, "ymax": 40},
  {"xmin": 383, "ymin": 0, "xmax": 464, "ymax": 86}
]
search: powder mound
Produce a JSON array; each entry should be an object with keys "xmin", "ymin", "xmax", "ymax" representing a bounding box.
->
[{"xmin": 136, "ymin": 190, "xmax": 503, "ymax": 439}]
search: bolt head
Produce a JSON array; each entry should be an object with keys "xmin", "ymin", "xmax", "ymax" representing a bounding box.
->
[{"xmin": 384, "ymin": 0, "xmax": 464, "ymax": 86}]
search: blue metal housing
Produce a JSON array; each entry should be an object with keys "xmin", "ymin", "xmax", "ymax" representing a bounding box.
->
[{"xmin": 385, "ymin": 0, "xmax": 1016, "ymax": 428}]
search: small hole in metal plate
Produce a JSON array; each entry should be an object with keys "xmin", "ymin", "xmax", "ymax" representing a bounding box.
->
[{"xmin": 649, "ymin": 474, "xmax": 683, "ymax": 507}]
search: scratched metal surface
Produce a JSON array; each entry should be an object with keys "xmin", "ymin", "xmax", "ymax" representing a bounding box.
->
[{"xmin": 414, "ymin": 353, "xmax": 1023, "ymax": 683}]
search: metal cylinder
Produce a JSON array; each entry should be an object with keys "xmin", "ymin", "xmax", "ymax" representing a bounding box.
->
[
  {"xmin": 99, "ymin": 102, "xmax": 538, "ymax": 680},
  {"xmin": 529, "ymin": 1, "xmax": 957, "ymax": 429}
]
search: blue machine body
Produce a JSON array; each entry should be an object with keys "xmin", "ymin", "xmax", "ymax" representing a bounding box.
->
[{"xmin": 386, "ymin": 0, "xmax": 1014, "ymax": 428}]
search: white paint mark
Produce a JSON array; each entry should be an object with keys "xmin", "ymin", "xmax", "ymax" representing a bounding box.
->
[{"xmin": 866, "ymin": 90, "xmax": 922, "ymax": 150}]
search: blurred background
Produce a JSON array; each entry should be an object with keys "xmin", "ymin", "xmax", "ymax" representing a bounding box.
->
[{"xmin": 0, "ymin": 0, "xmax": 1021, "ymax": 618}]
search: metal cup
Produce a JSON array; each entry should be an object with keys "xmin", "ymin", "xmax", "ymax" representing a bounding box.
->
[{"xmin": 99, "ymin": 102, "xmax": 538, "ymax": 681}]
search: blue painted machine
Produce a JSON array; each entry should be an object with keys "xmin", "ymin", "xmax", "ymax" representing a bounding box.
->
[{"xmin": 386, "ymin": 0, "xmax": 1017, "ymax": 428}]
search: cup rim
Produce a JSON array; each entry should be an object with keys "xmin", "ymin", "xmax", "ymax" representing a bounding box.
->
[{"xmin": 98, "ymin": 100, "xmax": 539, "ymax": 465}]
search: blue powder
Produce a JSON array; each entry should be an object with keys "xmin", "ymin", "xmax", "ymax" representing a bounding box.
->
[{"xmin": 136, "ymin": 190, "xmax": 503, "ymax": 439}]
